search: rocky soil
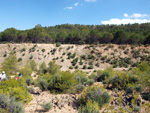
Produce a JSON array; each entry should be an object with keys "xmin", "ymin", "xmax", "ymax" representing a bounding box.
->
[
  {"xmin": 25, "ymin": 86, "xmax": 78, "ymax": 113},
  {"xmin": 0, "ymin": 43, "xmax": 150, "ymax": 74}
]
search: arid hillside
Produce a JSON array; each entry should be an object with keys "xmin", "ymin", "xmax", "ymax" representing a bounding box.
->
[{"xmin": 0, "ymin": 43, "xmax": 150, "ymax": 73}]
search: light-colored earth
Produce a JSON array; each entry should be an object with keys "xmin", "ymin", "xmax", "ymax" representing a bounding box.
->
[
  {"xmin": 0, "ymin": 43, "xmax": 150, "ymax": 74},
  {"xmin": 0, "ymin": 43, "xmax": 150, "ymax": 113},
  {"xmin": 25, "ymin": 86, "xmax": 78, "ymax": 113}
]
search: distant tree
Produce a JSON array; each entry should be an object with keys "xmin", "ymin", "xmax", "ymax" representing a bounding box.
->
[
  {"xmin": 101, "ymin": 32, "xmax": 114, "ymax": 43},
  {"xmin": 79, "ymin": 26, "xmax": 89, "ymax": 44},
  {"xmin": 44, "ymin": 34, "xmax": 53, "ymax": 43},
  {"xmin": 86, "ymin": 29, "xmax": 102, "ymax": 44},
  {"xmin": 27, "ymin": 24, "xmax": 48, "ymax": 43},
  {"xmin": 0, "ymin": 32, "xmax": 2, "ymax": 41},
  {"xmin": 128, "ymin": 33, "xmax": 145, "ymax": 44},
  {"xmin": 56, "ymin": 29, "xmax": 68, "ymax": 43},
  {"xmin": 0, "ymin": 23, "xmax": 150, "ymax": 44},
  {"xmin": 113, "ymin": 30, "xmax": 129, "ymax": 44},
  {"xmin": 145, "ymin": 33, "xmax": 150, "ymax": 44},
  {"xmin": 66, "ymin": 31, "xmax": 81, "ymax": 44},
  {"xmin": 17, "ymin": 31, "xmax": 27, "ymax": 43},
  {"xmin": 1, "ymin": 28, "xmax": 18, "ymax": 42}
]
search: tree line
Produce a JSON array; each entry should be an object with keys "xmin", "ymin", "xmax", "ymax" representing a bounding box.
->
[{"xmin": 0, "ymin": 23, "xmax": 150, "ymax": 44}]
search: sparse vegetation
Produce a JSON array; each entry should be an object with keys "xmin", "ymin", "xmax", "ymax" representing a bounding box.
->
[
  {"xmin": 41, "ymin": 49, "xmax": 45, "ymax": 52},
  {"xmin": 26, "ymin": 78, "xmax": 33, "ymax": 86},
  {"xmin": 0, "ymin": 94, "xmax": 24, "ymax": 113},
  {"xmin": 21, "ymin": 48, "xmax": 26, "ymax": 52},
  {"xmin": 18, "ymin": 57, "xmax": 22, "ymax": 62},
  {"xmin": 56, "ymin": 43, "xmax": 61, "ymax": 47},
  {"xmin": 0, "ymin": 46, "xmax": 149, "ymax": 112},
  {"xmin": 2, "ymin": 52, "xmax": 18, "ymax": 75},
  {"xmin": 41, "ymin": 102, "xmax": 53, "ymax": 112}
]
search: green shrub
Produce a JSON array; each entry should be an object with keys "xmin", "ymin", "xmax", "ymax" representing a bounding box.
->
[
  {"xmin": 62, "ymin": 52, "xmax": 65, "ymax": 55},
  {"xmin": 76, "ymin": 85, "xmax": 84, "ymax": 93},
  {"xmin": 29, "ymin": 45, "xmax": 36, "ymax": 53},
  {"xmin": 56, "ymin": 43, "xmax": 61, "ymax": 47},
  {"xmin": 88, "ymin": 73, "xmax": 97, "ymax": 79},
  {"xmin": 67, "ymin": 46, "xmax": 71, "ymax": 50},
  {"xmin": 61, "ymin": 59, "xmax": 64, "ymax": 62},
  {"xmin": 2, "ymin": 52, "xmax": 18, "ymax": 76},
  {"xmin": 87, "ymin": 88, "xmax": 110, "ymax": 106},
  {"xmin": 0, "ymin": 94, "xmax": 24, "ymax": 113},
  {"xmin": 39, "ymin": 79, "xmax": 48, "ymax": 91},
  {"xmin": 67, "ymin": 52, "xmax": 71, "ymax": 56},
  {"xmin": 3, "ymin": 53, "xmax": 7, "ymax": 57},
  {"xmin": 28, "ymin": 87, "xmax": 34, "ymax": 94},
  {"xmin": 18, "ymin": 57, "xmax": 22, "ymax": 62},
  {"xmin": 84, "ymin": 79, "xmax": 95, "ymax": 86},
  {"xmin": 26, "ymin": 78, "xmax": 33, "ymax": 86},
  {"xmin": 88, "ymin": 65, "xmax": 93, "ymax": 69},
  {"xmin": 47, "ymin": 60, "xmax": 60, "ymax": 75},
  {"xmin": 22, "ymin": 53, "xmax": 25, "ymax": 56},
  {"xmin": 95, "ymin": 63, "xmax": 99, "ymax": 67},
  {"xmin": 75, "ymin": 65, "xmax": 79, "ymax": 69},
  {"xmin": 39, "ymin": 62, "xmax": 47, "ymax": 74},
  {"xmin": 79, "ymin": 60, "xmax": 83, "ymax": 65},
  {"xmin": 0, "ymin": 78, "xmax": 33, "ymax": 104},
  {"xmin": 126, "ymin": 87, "xmax": 133, "ymax": 94},
  {"xmin": 70, "ymin": 53, "xmax": 76, "ymax": 59},
  {"xmin": 20, "ymin": 65, "xmax": 32, "ymax": 76},
  {"xmin": 41, "ymin": 102, "xmax": 53, "ymax": 112},
  {"xmin": 78, "ymin": 100, "xmax": 99, "ymax": 113},
  {"xmin": 128, "ymin": 75, "xmax": 139, "ymax": 83},
  {"xmin": 48, "ymin": 71, "xmax": 77, "ymax": 93},
  {"xmin": 142, "ymin": 92, "xmax": 150, "ymax": 101},
  {"xmin": 97, "ymin": 72, "xmax": 109, "ymax": 82},
  {"xmin": 72, "ymin": 58, "xmax": 78, "ymax": 66},
  {"xmin": 10, "ymin": 87, "xmax": 31, "ymax": 103},
  {"xmin": 134, "ymin": 85, "xmax": 143, "ymax": 92},
  {"xmin": 77, "ymin": 85, "xmax": 110, "ymax": 107},
  {"xmin": 51, "ymin": 49, "xmax": 56, "ymax": 55},
  {"xmin": 74, "ymin": 70, "xmax": 88, "ymax": 85},
  {"xmin": 89, "ymin": 61, "xmax": 93, "ymax": 65},
  {"xmin": 29, "ymin": 55, "xmax": 33, "ymax": 60},
  {"xmin": 101, "ymin": 55, "xmax": 107, "ymax": 61},
  {"xmin": 21, "ymin": 48, "xmax": 26, "ymax": 52},
  {"xmin": 13, "ymin": 47, "xmax": 16, "ymax": 50},
  {"xmin": 133, "ymin": 105, "xmax": 141, "ymax": 112},
  {"xmin": 29, "ymin": 60, "xmax": 37, "ymax": 71},
  {"xmin": 69, "ymin": 66, "xmax": 73, "ymax": 69},
  {"xmin": 59, "ymin": 47, "xmax": 62, "ymax": 51},
  {"xmin": 81, "ymin": 55, "xmax": 87, "ymax": 60},
  {"xmin": 82, "ymin": 65, "xmax": 87, "ymax": 69},
  {"xmin": 41, "ymin": 49, "xmax": 45, "ymax": 52},
  {"xmin": 109, "ymin": 76, "xmax": 126, "ymax": 90},
  {"xmin": 88, "ymin": 55, "xmax": 95, "ymax": 60}
]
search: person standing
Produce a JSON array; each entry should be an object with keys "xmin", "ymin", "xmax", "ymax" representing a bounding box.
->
[{"xmin": 0, "ymin": 71, "xmax": 6, "ymax": 81}]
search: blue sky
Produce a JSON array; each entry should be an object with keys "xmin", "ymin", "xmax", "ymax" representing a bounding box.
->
[{"xmin": 0, "ymin": 0, "xmax": 150, "ymax": 31}]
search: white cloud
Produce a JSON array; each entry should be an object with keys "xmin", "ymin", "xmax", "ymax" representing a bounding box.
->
[
  {"xmin": 130, "ymin": 13, "xmax": 148, "ymax": 18},
  {"xmin": 74, "ymin": 3, "xmax": 79, "ymax": 6},
  {"xmin": 84, "ymin": 0, "xmax": 96, "ymax": 2},
  {"xmin": 124, "ymin": 13, "xmax": 149, "ymax": 18},
  {"xmin": 101, "ymin": 18, "xmax": 150, "ymax": 25},
  {"xmin": 101, "ymin": 13, "xmax": 150, "ymax": 25},
  {"xmin": 124, "ymin": 13, "xmax": 128, "ymax": 17},
  {"xmin": 65, "ymin": 7, "xmax": 73, "ymax": 9}
]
